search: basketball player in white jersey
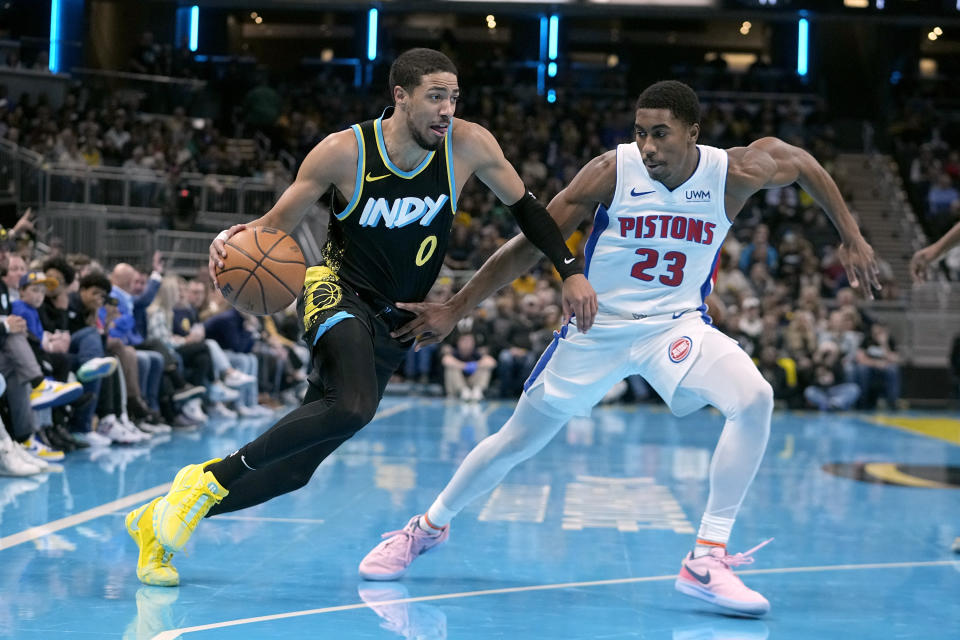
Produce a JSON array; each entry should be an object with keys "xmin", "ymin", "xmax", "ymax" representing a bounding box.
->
[{"xmin": 358, "ymin": 81, "xmax": 881, "ymax": 616}]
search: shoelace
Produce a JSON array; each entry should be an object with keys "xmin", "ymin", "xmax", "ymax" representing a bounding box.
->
[
  {"xmin": 174, "ymin": 471, "xmax": 224, "ymax": 525},
  {"xmin": 377, "ymin": 526, "xmax": 425, "ymax": 563},
  {"xmin": 716, "ymin": 538, "xmax": 774, "ymax": 568}
]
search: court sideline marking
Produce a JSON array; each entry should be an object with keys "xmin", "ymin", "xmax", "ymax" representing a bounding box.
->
[
  {"xmin": 0, "ymin": 402, "xmax": 414, "ymax": 552},
  {"xmin": 152, "ymin": 559, "xmax": 959, "ymax": 639},
  {"xmin": 0, "ymin": 483, "xmax": 171, "ymax": 551}
]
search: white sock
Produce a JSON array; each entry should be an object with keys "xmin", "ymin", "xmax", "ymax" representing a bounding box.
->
[
  {"xmin": 694, "ymin": 514, "xmax": 734, "ymax": 557},
  {"xmin": 419, "ymin": 498, "xmax": 456, "ymax": 533}
]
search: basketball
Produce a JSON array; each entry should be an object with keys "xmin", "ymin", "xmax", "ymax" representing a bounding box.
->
[{"xmin": 215, "ymin": 227, "xmax": 307, "ymax": 316}]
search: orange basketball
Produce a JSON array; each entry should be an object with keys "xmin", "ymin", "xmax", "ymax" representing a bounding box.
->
[{"xmin": 215, "ymin": 227, "xmax": 307, "ymax": 316}]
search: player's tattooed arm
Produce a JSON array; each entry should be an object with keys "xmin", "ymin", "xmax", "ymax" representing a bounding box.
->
[
  {"xmin": 208, "ymin": 130, "xmax": 355, "ymax": 282},
  {"xmin": 726, "ymin": 137, "xmax": 881, "ymax": 299}
]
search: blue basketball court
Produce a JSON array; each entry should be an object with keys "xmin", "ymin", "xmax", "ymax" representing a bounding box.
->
[{"xmin": 1, "ymin": 398, "xmax": 958, "ymax": 639}]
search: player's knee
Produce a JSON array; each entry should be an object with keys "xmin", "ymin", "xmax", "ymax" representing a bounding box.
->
[
  {"xmin": 283, "ymin": 468, "xmax": 315, "ymax": 493},
  {"xmin": 336, "ymin": 391, "xmax": 378, "ymax": 432},
  {"xmin": 745, "ymin": 379, "xmax": 775, "ymax": 418}
]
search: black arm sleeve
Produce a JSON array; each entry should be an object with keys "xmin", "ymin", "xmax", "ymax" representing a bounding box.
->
[{"xmin": 508, "ymin": 192, "xmax": 583, "ymax": 280}]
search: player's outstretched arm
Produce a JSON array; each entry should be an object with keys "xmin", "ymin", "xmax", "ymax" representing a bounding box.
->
[
  {"xmin": 727, "ymin": 137, "xmax": 881, "ymax": 299},
  {"xmin": 459, "ymin": 122, "xmax": 596, "ymax": 329},
  {"xmin": 208, "ymin": 130, "xmax": 356, "ymax": 284},
  {"xmin": 393, "ymin": 151, "xmax": 615, "ymax": 348},
  {"xmin": 910, "ymin": 220, "xmax": 960, "ymax": 283}
]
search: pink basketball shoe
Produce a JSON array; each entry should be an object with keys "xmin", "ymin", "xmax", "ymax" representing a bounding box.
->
[
  {"xmin": 675, "ymin": 539, "xmax": 772, "ymax": 616},
  {"xmin": 359, "ymin": 515, "xmax": 449, "ymax": 581}
]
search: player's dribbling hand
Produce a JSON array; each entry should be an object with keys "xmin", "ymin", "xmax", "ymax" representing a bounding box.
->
[
  {"xmin": 909, "ymin": 246, "xmax": 936, "ymax": 284},
  {"xmin": 208, "ymin": 224, "xmax": 247, "ymax": 285},
  {"xmin": 837, "ymin": 238, "xmax": 882, "ymax": 300},
  {"xmin": 392, "ymin": 301, "xmax": 458, "ymax": 351},
  {"xmin": 561, "ymin": 273, "xmax": 598, "ymax": 332}
]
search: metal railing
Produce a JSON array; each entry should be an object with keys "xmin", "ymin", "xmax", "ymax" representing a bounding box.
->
[
  {"xmin": 0, "ymin": 138, "xmax": 44, "ymax": 208},
  {"xmin": 1, "ymin": 135, "xmax": 284, "ymax": 223}
]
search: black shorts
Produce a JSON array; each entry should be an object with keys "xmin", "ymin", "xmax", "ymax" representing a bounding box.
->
[{"xmin": 297, "ymin": 265, "xmax": 412, "ymax": 396}]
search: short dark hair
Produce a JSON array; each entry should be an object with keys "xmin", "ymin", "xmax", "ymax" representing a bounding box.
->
[
  {"xmin": 635, "ymin": 81, "xmax": 701, "ymax": 126},
  {"xmin": 79, "ymin": 271, "xmax": 110, "ymax": 294},
  {"xmin": 388, "ymin": 48, "xmax": 458, "ymax": 96},
  {"xmin": 42, "ymin": 256, "xmax": 75, "ymax": 286}
]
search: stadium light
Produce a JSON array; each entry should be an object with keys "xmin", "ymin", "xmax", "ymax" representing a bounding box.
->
[
  {"xmin": 189, "ymin": 6, "xmax": 199, "ymax": 52},
  {"xmin": 367, "ymin": 8, "xmax": 378, "ymax": 61},
  {"xmin": 548, "ymin": 61, "xmax": 557, "ymax": 77},
  {"xmin": 548, "ymin": 15, "xmax": 559, "ymax": 60},
  {"xmin": 547, "ymin": 89, "xmax": 557, "ymax": 103},
  {"xmin": 49, "ymin": 0, "xmax": 61, "ymax": 72},
  {"xmin": 539, "ymin": 16, "xmax": 547, "ymax": 61},
  {"xmin": 797, "ymin": 18, "xmax": 808, "ymax": 77}
]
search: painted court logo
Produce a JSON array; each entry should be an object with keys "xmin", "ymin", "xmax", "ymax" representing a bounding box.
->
[{"xmin": 668, "ymin": 336, "xmax": 693, "ymax": 363}]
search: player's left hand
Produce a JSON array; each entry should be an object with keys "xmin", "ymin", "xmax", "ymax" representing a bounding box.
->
[
  {"xmin": 561, "ymin": 273, "xmax": 598, "ymax": 332},
  {"xmin": 837, "ymin": 238, "xmax": 881, "ymax": 300},
  {"xmin": 909, "ymin": 245, "xmax": 937, "ymax": 283},
  {"xmin": 392, "ymin": 301, "xmax": 459, "ymax": 351}
]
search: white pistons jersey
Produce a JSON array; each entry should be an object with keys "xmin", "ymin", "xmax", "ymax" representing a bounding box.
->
[{"xmin": 583, "ymin": 143, "xmax": 730, "ymax": 322}]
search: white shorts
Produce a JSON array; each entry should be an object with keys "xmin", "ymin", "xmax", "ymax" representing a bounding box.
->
[{"xmin": 522, "ymin": 313, "xmax": 745, "ymax": 418}]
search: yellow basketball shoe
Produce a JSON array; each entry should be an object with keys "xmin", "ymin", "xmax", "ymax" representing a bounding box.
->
[
  {"xmin": 153, "ymin": 458, "xmax": 228, "ymax": 553},
  {"xmin": 126, "ymin": 497, "xmax": 179, "ymax": 587}
]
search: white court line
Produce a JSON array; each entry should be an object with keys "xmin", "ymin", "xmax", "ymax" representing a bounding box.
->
[
  {"xmin": 0, "ymin": 402, "xmax": 415, "ymax": 552},
  {"xmin": 152, "ymin": 559, "xmax": 959, "ymax": 639},
  {"xmin": 108, "ymin": 512, "xmax": 326, "ymax": 525},
  {"xmin": 0, "ymin": 483, "xmax": 171, "ymax": 551}
]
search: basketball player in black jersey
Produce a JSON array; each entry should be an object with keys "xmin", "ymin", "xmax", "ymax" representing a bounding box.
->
[{"xmin": 124, "ymin": 48, "xmax": 598, "ymax": 587}]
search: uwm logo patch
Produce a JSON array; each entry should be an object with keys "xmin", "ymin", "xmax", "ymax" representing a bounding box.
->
[
  {"xmin": 685, "ymin": 189, "xmax": 711, "ymax": 202},
  {"xmin": 668, "ymin": 336, "xmax": 693, "ymax": 363}
]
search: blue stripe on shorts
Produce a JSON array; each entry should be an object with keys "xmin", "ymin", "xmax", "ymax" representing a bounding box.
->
[
  {"xmin": 312, "ymin": 311, "xmax": 355, "ymax": 345},
  {"xmin": 523, "ymin": 324, "xmax": 569, "ymax": 393}
]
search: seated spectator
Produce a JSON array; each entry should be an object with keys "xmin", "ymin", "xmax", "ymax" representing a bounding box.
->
[
  {"xmin": 147, "ymin": 276, "xmax": 236, "ymax": 423},
  {"xmin": 66, "ymin": 272, "xmax": 137, "ymax": 445},
  {"xmin": 738, "ymin": 223, "xmax": 779, "ymax": 275},
  {"xmin": 756, "ymin": 344, "xmax": 798, "ymax": 407},
  {"xmin": 855, "ymin": 322, "xmax": 901, "ymax": 410},
  {"xmin": 927, "ymin": 173, "xmax": 959, "ymax": 238},
  {"xmin": 714, "ymin": 249, "xmax": 753, "ymax": 305},
  {"xmin": 735, "ymin": 297, "xmax": 763, "ymax": 355},
  {"xmin": 442, "ymin": 332, "xmax": 496, "ymax": 402},
  {"xmin": 803, "ymin": 341, "xmax": 861, "ymax": 411},
  {"xmin": 203, "ymin": 299, "xmax": 272, "ymax": 417}
]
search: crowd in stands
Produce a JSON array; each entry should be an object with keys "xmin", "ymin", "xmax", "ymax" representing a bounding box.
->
[
  {"xmin": 0, "ymin": 33, "xmax": 914, "ymax": 479},
  {"xmin": 892, "ymin": 94, "xmax": 960, "ymax": 280},
  {"xmin": 0, "ymin": 207, "xmax": 308, "ymax": 476}
]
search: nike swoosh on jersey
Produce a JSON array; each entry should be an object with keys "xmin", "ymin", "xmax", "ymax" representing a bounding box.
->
[
  {"xmin": 630, "ymin": 188, "xmax": 655, "ymax": 197},
  {"xmin": 365, "ymin": 172, "xmax": 390, "ymax": 182}
]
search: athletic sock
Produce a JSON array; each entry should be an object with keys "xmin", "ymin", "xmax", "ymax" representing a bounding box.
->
[
  {"xmin": 204, "ymin": 449, "xmax": 255, "ymax": 489},
  {"xmin": 419, "ymin": 499, "xmax": 456, "ymax": 534},
  {"xmin": 693, "ymin": 514, "xmax": 734, "ymax": 558}
]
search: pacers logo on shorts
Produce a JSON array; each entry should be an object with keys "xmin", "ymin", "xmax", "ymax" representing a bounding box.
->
[
  {"xmin": 302, "ymin": 273, "xmax": 343, "ymax": 332},
  {"xmin": 668, "ymin": 336, "xmax": 692, "ymax": 363}
]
